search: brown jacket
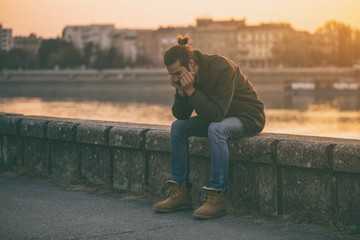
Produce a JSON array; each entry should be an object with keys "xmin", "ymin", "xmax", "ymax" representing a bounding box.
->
[{"xmin": 172, "ymin": 50, "xmax": 265, "ymax": 135}]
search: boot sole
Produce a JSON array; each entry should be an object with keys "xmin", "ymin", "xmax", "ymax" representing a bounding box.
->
[
  {"xmin": 153, "ymin": 205, "xmax": 192, "ymax": 213},
  {"xmin": 192, "ymin": 211, "xmax": 226, "ymax": 220}
]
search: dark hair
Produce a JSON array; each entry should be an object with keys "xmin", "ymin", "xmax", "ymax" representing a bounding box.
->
[{"xmin": 164, "ymin": 35, "xmax": 196, "ymax": 68}]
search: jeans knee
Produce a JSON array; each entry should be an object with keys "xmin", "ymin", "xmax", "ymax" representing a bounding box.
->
[
  {"xmin": 208, "ymin": 122, "xmax": 226, "ymax": 138},
  {"xmin": 171, "ymin": 120, "xmax": 187, "ymax": 134}
]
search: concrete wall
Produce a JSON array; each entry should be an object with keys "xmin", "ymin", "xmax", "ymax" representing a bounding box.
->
[{"xmin": 1, "ymin": 112, "xmax": 359, "ymax": 228}]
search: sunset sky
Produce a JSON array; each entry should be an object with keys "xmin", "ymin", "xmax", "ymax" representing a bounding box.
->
[{"xmin": 1, "ymin": 0, "xmax": 359, "ymax": 38}]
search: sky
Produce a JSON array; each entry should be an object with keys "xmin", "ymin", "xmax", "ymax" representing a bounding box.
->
[{"xmin": 0, "ymin": 0, "xmax": 359, "ymax": 38}]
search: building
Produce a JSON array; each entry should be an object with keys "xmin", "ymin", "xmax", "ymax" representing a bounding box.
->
[
  {"xmin": 63, "ymin": 24, "xmax": 115, "ymax": 51},
  {"xmin": 236, "ymin": 23, "xmax": 294, "ymax": 68},
  {"xmin": 0, "ymin": 24, "xmax": 13, "ymax": 51},
  {"xmin": 13, "ymin": 33, "xmax": 42, "ymax": 54},
  {"xmin": 193, "ymin": 18, "xmax": 246, "ymax": 61},
  {"xmin": 152, "ymin": 27, "xmax": 194, "ymax": 66}
]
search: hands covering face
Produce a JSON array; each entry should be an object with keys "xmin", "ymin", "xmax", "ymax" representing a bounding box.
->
[{"xmin": 170, "ymin": 71, "xmax": 196, "ymax": 97}]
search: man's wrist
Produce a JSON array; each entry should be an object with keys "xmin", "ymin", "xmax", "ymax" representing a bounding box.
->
[{"xmin": 185, "ymin": 88, "xmax": 195, "ymax": 97}]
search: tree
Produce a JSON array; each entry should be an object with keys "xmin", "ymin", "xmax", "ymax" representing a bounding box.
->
[
  {"xmin": 272, "ymin": 32, "xmax": 325, "ymax": 67},
  {"xmin": 38, "ymin": 39, "xmax": 84, "ymax": 69},
  {"xmin": 316, "ymin": 20, "xmax": 355, "ymax": 66},
  {"xmin": 93, "ymin": 46, "xmax": 124, "ymax": 69},
  {"xmin": 0, "ymin": 48, "xmax": 33, "ymax": 70}
]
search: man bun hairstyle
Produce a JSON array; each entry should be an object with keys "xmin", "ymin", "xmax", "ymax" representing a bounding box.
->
[
  {"xmin": 164, "ymin": 34, "xmax": 197, "ymax": 68},
  {"xmin": 177, "ymin": 35, "xmax": 189, "ymax": 46}
]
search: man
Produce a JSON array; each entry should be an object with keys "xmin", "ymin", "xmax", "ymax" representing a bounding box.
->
[{"xmin": 153, "ymin": 35, "xmax": 265, "ymax": 219}]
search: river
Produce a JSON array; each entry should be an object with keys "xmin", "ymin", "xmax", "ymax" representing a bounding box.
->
[
  {"xmin": 1, "ymin": 97, "xmax": 359, "ymax": 140},
  {"xmin": 0, "ymin": 73, "xmax": 359, "ymax": 140}
]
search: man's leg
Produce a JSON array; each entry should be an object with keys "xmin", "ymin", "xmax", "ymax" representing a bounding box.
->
[
  {"xmin": 193, "ymin": 117, "xmax": 247, "ymax": 219},
  {"xmin": 170, "ymin": 116, "xmax": 209, "ymax": 186},
  {"xmin": 154, "ymin": 116, "xmax": 209, "ymax": 213},
  {"xmin": 207, "ymin": 117, "xmax": 247, "ymax": 191}
]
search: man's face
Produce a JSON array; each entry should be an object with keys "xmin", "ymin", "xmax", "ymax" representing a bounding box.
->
[{"xmin": 166, "ymin": 60, "xmax": 189, "ymax": 83}]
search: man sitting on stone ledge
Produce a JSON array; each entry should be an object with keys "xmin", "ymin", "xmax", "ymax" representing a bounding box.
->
[{"xmin": 153, "ymin": 35, "xmax": 266, "ymax": 219}]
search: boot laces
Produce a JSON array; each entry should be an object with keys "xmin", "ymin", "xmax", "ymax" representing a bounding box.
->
[
  {"xmin": 167, "ymin": 184, "xmax": 182, "ymax": 198},
  {"xmin": 203, "ymin": 191, "xmax": 219, "ymax": 203}
]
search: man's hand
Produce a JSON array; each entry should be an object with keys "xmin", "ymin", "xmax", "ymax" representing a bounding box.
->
[
  {"xmin": 179, "ymin": 71, "xmax": 196, "ymax": 96},
  {"xmin": 170, "ymin": 76, "xmax": 186, "ymax": 96}
]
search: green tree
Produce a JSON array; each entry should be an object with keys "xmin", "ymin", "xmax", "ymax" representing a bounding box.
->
[
  {"xmin": 93, "ymin": 46, "xmax": 124, "ymax": 69},
  {"xmin": 38, "ymin": 38, "xmax": 84, "ymax": 69}
]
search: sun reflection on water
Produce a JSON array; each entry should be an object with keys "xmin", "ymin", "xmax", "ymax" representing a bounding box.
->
[{"xmin": 1, "ymin": 98, "xmax": 359, "ymax": 140}]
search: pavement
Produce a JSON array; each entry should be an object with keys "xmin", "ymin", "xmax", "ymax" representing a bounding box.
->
[{"xmin": 0, "ymin": 174, "xmax": 358, "ymax": 240}]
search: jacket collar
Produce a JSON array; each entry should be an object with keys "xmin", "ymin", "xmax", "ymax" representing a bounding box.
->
[{"xmin": 193, "ymin": 50, "xmax": 209, "ymax": 86}]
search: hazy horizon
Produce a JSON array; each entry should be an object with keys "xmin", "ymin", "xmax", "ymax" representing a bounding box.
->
[{"xmin": 1, "ymin": 0, "xmax": 359, "ymax": 38}]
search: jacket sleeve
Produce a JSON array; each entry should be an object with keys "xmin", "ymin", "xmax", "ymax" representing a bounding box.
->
[
  {"xmin": 172, "ymin": 91, "xmax": 194, "ymax": 120},
  {"xmin": 188, "ymin": 66, "xmax": 236, "ymax": 122}
]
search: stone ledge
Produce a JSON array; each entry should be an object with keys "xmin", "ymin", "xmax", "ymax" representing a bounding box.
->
[
  {"xmin": 145, "ymin": 129, "xmax": 170, "ymax": 152},
  {"xmin": 277, "ymin": 140, "xmax": 333, "ymax": 169},
  {"xmin": 0, "ymin": 115, "xmax": 23, "ymax": 135},
  {"xmin": 109, "ymin": 127, "xmax": 146, "ymax": 149},
  {"xmin": 333, "ymin": 144, "xmax": 360, "ymax": 174},
  {"xmin": 47, "ymin": 121, "xmax": 79, "ymax": 142},
  {"xmin": 20, "ymin": 119, "xmax": 49, "ymax": 138},
  {"xmin": 77, "ymin": 124, "xmax": 111, "ymax": 145}
]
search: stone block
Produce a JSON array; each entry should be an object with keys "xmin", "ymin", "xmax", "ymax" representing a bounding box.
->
[
  {"xmin": 23, "ymin": 138, "xmax": 50, "ymax": 175},
  {"xmin": 336, "ymin": 172, "xmax": 360, "ymax": 227},
  {"xmin": 80, "ymin": 145, "xmax": 111, "ymax": 186},
  {"xmin": 229, "ymin": 134, "xmax": 278, "ymax": 164},
  {"xmin": 109, "ymin": 127, "xmax": 145, "ymax": 149},
  {"xmin": 47, "ymin": 121, "xmax": 78, "ymax": 142},
  {"xmin": 277, "ymin": 140, "xmax": 332, "ymax": 169},
  {"xmin": 20, "ymin": 119, "xmax": 48, "ymax": 138},
  {"xmin": 281, "ymin": 167, "xmax": 334, "ymax": 223},
  {"xmin": 77, "ymin": 124, "xmax": 110, "ymax": 145},
  {"xmin": 0, "ymin": 135, "xmax": 22, "ymax": 171},
  {"xmin": 147, "ymin": 151, "xmax": 171, "ymax": 199},
  {"xmin": 0, "ymin": 115, "xmax": 22, "ymax": 135},
  {"xmin": 145, "ymin": 129, "xmax": 170, "ymax": 152},
  {"xmin": 113, "ymin": 148, "xmax": 146, "ymax": 194},
  {"xmin": 189, "ymin": 156, "xmax": 211, "ymax": 208},
  {"xmin": 333, "ymin": 144, "xmax": 360, "ymax": 174},
  {"xmin": 188, "ymin": 137, "xmax": 210, "ymax": 157},
  {"xmin": 50, "ymin": 141, "xmax": 81, "ymax": 182},
  {"xmin": 227, "ymin": 161, "xmax": 277, "ymax": 216}
]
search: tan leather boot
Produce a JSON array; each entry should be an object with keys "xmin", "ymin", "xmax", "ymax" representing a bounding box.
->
[
  {"xmin": 153, "ymin": 180, "xmax": 192, "ymax": 213},
  {"xmin": 192, "ymin": 187, "xmax": 225, "ymax": 219}
]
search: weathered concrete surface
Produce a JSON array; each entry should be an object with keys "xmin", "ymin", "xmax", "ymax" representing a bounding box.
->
[
  {"xmin": 50, "ymin": 141, "xmax": 81, "ymax": 183},
  {"xmin": 77, "ymin": 124, "xmax": 111, "ymax": 145},
  {"xmin": 1, "ymin": 175, "xmax": 358, "ymax": 240},
  {"xmin": 80, "ymin": 145, "xmax": 111, "ymax": 186},
  {"xmin": 333, "ymin": 144, "xmax": 360, "ymax": 174},
  {"xmin": 23, "ymin": 138, "xmax": 50, "ymax": 175},
  {"xmin": 113, "ymin": 148, "xmax": 146, "ymax": 194},
  {"xmin": 0, "ymin": 135, "xmax": 22, "ymax": 171},
  {"xmin": 281, "ymin": 168, "xmax": 334, "ymax": 223},
  {"xmin": 20, "ymin": 119, "xmax": 48, "ymax": 138},
  {"xmin": 47, "ymin": 121, "xmax": 78, "ymax": 142},
  {"xmin": 278, "ymin": 140, "xmax": 333, "ymax": 169},
  {"xmin": 228, "ymin": 161, "xmax": 278, "ymax": 216},
  {"xmin": 109, "ymin": 126, "xmax": 146, "ymax": 149},
  {"xmin": 336, "ymin": 172, "xmax": 360, "ymax": 227}
]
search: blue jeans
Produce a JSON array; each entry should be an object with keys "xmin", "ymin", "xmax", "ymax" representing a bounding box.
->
[{"xmin": 170, "ymin": 116, "xmax": 247, "ymax": 192}]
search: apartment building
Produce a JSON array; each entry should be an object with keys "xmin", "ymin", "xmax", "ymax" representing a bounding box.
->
[
  {"xmin": 13, "ymin": 33, "xmax": 42, "ymax": 55},
  {"xmin": 0, "ymin": 24, "xmax": 13, "ymax": 51},
  {"xmin": 152, "ymin": 26, "xmax": 194, "ymax": 66},
  {"xmin": 63, "ymin": 24, "xmax": 115, "ymax": 51},
  {"xmin": 236, "ymin": 23, "xmax": 294, "ymax": 68},
  {"xmin": 193, "ymin": 18, "xmax": 246, "ymax": 61}
]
